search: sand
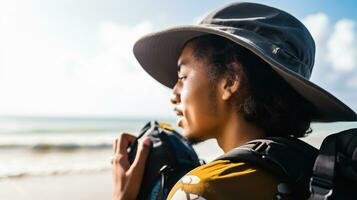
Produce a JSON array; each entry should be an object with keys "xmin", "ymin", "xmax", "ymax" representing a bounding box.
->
[{"xmin": 0, "ymin": 171, "xmax": 113, "ymax": 200}]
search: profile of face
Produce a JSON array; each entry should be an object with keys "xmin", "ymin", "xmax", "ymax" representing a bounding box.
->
[{"xmin": 170, "ymin": 42, "xmax": 239, "ymax": 143}]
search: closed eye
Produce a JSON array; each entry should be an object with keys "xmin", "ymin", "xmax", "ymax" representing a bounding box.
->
[{"xmin": 178, "ymin": 76, "xmax": 187, "ymax": 81}]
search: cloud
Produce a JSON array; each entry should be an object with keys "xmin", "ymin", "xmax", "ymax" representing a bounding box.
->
[
  {"xmin": 303, "ymin": 13, "xmax": 357, "ymax": 110},
  {"xmin": 303, "ymin": 13, "xmax": 332, "ymax": 82},
  {"xmin": 303, "ymin": 13, "xmax": 330, "ymax": 43},
  {"xmin": 0, "ymin": 3, "xmax": 356, "ymax": 117},
  {"xmin": 56, "ymin": 21, "xmax": 174, "ymax": 117},
  {"xmin": 326, "ymin": 19, "xmax": 357, "ymax": 72},
  {"xmin": 0, "ymin": 3, "xmax": 175, "ymax": 118}
]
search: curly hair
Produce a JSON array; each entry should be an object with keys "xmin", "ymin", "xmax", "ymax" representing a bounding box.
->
[{"xmin": 186, "ymin": 34, "xmax": 315, "ymax": 138}]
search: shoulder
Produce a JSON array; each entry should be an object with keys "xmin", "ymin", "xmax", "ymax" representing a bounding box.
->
[{"xmin": 167, "ymin": 160, "xmax": 280, "ymax": 200}]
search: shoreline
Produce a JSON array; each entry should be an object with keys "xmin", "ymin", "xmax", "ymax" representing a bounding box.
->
[{"xmin": 0, "ymin": 171, "xmax": 113, "ymax": 200}]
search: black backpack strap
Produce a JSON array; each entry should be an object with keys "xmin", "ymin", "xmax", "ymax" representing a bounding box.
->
[
  {"xmin": 214, "ymin": 137, "xmax": 318, "ymax": 199},
  {"xmin": 308, "ymin": 133, "xmax": 336, "ymax": 200}
]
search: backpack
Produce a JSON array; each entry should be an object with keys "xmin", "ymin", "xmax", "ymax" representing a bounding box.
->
[
  {"xmin": 215, "ymin": 128, "xmax": 357, "ymax": 200},
  {"xmin": 127, "ymin": 121, "xmax": 202, "ymax": 200}
]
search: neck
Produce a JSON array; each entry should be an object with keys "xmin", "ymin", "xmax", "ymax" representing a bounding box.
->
[{"xmin": 216, "ymin": 113, "xmax": 264, "ymax": 153}]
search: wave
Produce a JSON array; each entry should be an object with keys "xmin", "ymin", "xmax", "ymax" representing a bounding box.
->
[
  {"xmin": 0, "ymin": 165, "xmax": 111, "ymax": 180},
  {"xmin": 0, "ymin": 143, "xmax": 113, "ymax": 151},
  {"xmin": 0, "ymin": 116, "xmax": 162, "ymax": 135},
  {"xmin": 8, "ymin": 128, "xmax": 123, "ymax": 134}
]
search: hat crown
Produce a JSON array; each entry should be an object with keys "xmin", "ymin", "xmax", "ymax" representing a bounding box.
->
[{"xmin": 200, "ymin": 2, "xmax": 315, "ymax": 79}]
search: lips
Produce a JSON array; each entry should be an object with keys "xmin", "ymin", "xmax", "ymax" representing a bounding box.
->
[
  {"xmin": 174, "ymin": 107, "xmax": 184, "ymax": 127},
  {"xmin": 174, "ymin": 107, "xmax": 183, "ymax": 116}
]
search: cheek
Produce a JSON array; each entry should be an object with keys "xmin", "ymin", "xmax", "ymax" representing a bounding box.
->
[{"xmin": 181, "ymin": 82, "xmax": 216, "ymax": 130}]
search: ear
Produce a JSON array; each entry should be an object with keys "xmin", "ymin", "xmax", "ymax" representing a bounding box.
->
[{"xmin": 220, "ymin": 63, "xmax": 242, "ymax": 101}]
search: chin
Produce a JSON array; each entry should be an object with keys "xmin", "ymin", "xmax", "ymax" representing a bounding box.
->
[{"xmin": 181, "ymin": 129, "xmax": 206, "ymax": 145}]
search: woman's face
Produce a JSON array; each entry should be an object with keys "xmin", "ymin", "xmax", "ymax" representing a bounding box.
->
[{"xmin": 170, "ymin": 42, "xmax": 225, "ymax": 143}]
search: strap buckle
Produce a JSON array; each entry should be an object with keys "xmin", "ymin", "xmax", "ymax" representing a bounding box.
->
[
  {"xmin": 309, "ymin": 176, "xmax": 333, "ymax": 200},
  {"xmin": 252, "ymin": 141, "xmax": 269, "ymax": 153}
]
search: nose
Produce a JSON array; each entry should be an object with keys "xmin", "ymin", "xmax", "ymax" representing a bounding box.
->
[{"xmin": 170, "ymin": 82, "xmax": 181, "ymax": 105}]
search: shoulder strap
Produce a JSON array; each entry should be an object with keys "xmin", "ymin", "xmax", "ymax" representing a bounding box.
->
[
  {"xmin": 214, "ymin": 137, "xmax": 318, "ymax": 199},
  {"xmin": 308, "ymin": 133, "xmax": 336, "ymax": 200},
  {"xmin": 308, "ymin": 128, "xmax": 357, "ymax": 200}
]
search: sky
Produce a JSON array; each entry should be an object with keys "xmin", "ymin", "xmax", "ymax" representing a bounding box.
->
[{"xmin": 0, "ymin": 0, "xmax": 357, "ymax": 119}]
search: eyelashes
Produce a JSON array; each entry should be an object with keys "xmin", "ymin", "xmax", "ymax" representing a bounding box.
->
[{"xmin": 178, "ymin": 76, "xmax": 187, "ymax": 81}]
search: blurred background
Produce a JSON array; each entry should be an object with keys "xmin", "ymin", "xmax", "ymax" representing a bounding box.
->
[{"xmin": 0, "ymin": 0, "xmax": 357, "ymax": 199}]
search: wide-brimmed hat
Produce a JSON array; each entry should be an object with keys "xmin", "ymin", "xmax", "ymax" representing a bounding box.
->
[{"xmin": 133, "ymin": 2, "xmax": 357, "ymax": 122}]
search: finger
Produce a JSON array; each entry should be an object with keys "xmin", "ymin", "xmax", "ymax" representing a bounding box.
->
[
  {"xmin": 127, "ymin": 137, "xmax": 152, "ymax": 185},
  {"xmin": 116, "ymin": 133, "xmax": 137, "ymax": 155},
  {"xmin": 113, "ymin": 138, "xmax": 118, "ymax": 154},
  {"xmin": 111, "ymin": 154, "xmax": 130, "ymax": 171}
]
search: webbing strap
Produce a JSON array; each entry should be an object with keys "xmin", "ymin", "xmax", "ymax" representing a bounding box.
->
[
  {"xmin": 308, "ymin": 134, "xmax": 337, "ymax": 200},
  {"xmin": 157, "ymin": 165, "xmax": 170, "ymax": 200},
  {"xmin": 215, "ymin": 137, "xmax": 318, "ymax": 199},
  {"xmin": 214, "ymin": 142, "xmax": 290, "ymax": 180}
]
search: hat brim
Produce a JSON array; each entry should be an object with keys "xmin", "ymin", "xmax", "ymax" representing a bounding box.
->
[{"xmin": 133, "ymin": 25, "xmax": 357, "ymax": 122}]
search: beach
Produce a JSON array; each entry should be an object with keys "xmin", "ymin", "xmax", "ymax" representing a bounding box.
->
[
  {"xmin": 0, "ymin": 117, "xmax": 224, "ymax": 200},
  {"xmin": 0, "ymin": 134, "xmax": 324, "ymax": 200},
  {"xmin": 0, "ymin": 171, "xmax": 112, "ymax": 200}
]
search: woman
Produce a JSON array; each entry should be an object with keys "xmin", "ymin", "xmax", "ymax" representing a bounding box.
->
[{"xmin": 111, "ymin": 2, "xmax": 357, "ymax": 200}]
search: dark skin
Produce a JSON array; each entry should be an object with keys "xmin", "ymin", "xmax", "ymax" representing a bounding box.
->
[
  {"xmin": 112, "ymin": 134, "xmax": 151, "ymax": 200},
  {"xmin": 112, "ymin": 42, "xmax": 264, "ymax": 200}
]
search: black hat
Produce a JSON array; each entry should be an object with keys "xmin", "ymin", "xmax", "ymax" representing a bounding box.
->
[{"xmin": 133, "ymin": 2, "xmax": 357, "ymax": 122}]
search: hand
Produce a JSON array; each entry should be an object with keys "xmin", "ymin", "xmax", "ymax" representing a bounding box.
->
[{"xmin": 112, "ymin": 133, "xmax": 152, "ymax": 200}]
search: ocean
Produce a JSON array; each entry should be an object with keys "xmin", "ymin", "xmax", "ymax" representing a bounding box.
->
[
  {"xmin": 0, "ymin": 116, "xmax": 155, "ymax": 180},
  {"xmin": 0, "ymin": 116, "xmax": 356, "ymax": 181}
]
